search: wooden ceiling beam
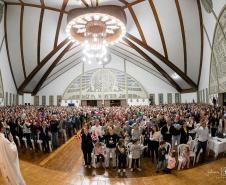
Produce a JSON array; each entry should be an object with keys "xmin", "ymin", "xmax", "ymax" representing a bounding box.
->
[
  {"xmin": 175, "ymin": 0, "xmax": 187, "ymax": 74},
  {"xmin": 149, "ymin": 0, "xmax": 168, "ymax": 59},
  {"xmin": 81, "ymin": 0, "xmax": 89, "ymax": 8},
  {"xmin": 110, "ymin": 45, "xmax": 164, "ymax": 76},
  {"xmin": 37, "ymin": 0, "xmax": 45, "ymax": 64},
  {"xmin": 56, "ymin": 46, "xmax": 81, "ymax": 66},
  {"xmin": 126, "ymin": 33, "xmax": 197, "ymax": 90},
  {"xmin": 123, "ymin": 37, "xmax": 182, "ymax": 92},
  {"xmin": 6, "ymin": 2, "xmax": 69, "ymax": 14},
  {"xmin": 47, "ymin": 52, "xmax": 82, "ymax": 81},
  {"xmin": 118, "ymin": 0, "xmax": 128, "ymax": 5},
  {"xmin": 110, "ymin": 48, "xmax": 173, "ymax": 87},
  {"xmin": 4, "ymin": 4, "xmax": 18, "ymax": 90},
  {"xmin": 0, "ymin": 36, "xmax": 5, "ymax": 52},
  {"xmin": 122, "ymin": 0, "xmax": 145, "ymax": 9},
  {"xmin": 32, "ymin": 42, "xmax": 74, "ymax": 95},
  {"xmin": 181, "ymin": 88, "xmax": 196, "ymax": 94},
  {"xmin": 20, "ymin": 3, "xmax": 26, "ymax": 78},
  {"xmin": 54, "ymin": 0, "xmax": 69, "ymax": 49},
  {"xmin": 128, "ymin": 5, "xmax": 147, "ymax": 44},
  {"xmin": 117, "ymin": 42, "xmax": 153, "ymax": 62},
  {"xmin": 40, "ymin": 58, "xmax": 82, "ymax": 91},
  {"xmin": 90, "ymin": 0, "xmax": 94, "ymax": 7},
  {"xmin": 18, "ymin": 38, "xmax": 69, "ymax": 93},
  {"xmin": 197, "ymin": 0, "xmax": 204, "ymax": 86}
]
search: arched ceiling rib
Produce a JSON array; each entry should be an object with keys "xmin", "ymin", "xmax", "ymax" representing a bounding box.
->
[
  {"xmin": 197, "ymin": 0, "xmax": 204, "ymax": 86},
  {"xmin": 175, "ymin": 0, "xmax": 187, "ymax": 74},
  {"xmin": 4, "ymin": 0, "xmax": 203, "ymax": 95},
  {"xmin": 123, "ymin": 37, "xmax": 182, "ymax": 92}
]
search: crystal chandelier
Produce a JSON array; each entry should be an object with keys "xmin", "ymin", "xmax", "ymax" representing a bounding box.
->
[{"xmin": 66, "ymin": 6, "xmax": 127, "ymax": 65}]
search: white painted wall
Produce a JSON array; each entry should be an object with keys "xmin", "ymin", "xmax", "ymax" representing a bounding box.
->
[
  {"xmin": 127, "ymin": 99, "xmax": 149, "ymax": 106},
  {"xmin": 0, "ymin": 8, "xmax": 17, "ymax": 106},
  {"xmin": 199, "ymin": 1, "xmax": 226, "ymax": 90},
  {"xmin": 36, "ymin": 54, "xmax": 178, "ymax": 105},
  {"xmin": 18, "ymin": 95, "xmax": 23, "ymax": 105},
  {"xmin": 23, "ymin": 93, "xmax": 34, "ymax": 105},
  {"xmin": 181, "ymin": 92, "xmax": 197, "ymax": 103}
]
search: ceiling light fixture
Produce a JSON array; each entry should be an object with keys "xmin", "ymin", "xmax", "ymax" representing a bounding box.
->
[{"xmin": 66, "ymin": 5, "xmax": 127, "ymax": 65}]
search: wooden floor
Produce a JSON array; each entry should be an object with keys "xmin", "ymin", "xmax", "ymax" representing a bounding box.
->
[{"xmin": 0, "ymin": 137, "xmax": 226, "ymax": 185}]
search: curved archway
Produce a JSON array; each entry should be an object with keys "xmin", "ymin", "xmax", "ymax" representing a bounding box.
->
[{"xmin": 63, "ymin": 68, "xmax": 148, "ymax": 100}]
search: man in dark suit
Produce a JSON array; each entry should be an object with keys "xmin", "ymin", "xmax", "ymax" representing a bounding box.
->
[
  {"xmin": 81, "ymin": 128, "xmax": 93, "ymax": 168},
  {"xmin": 161, "ymin": 117, "xmax": 172, "ymax": 143}
]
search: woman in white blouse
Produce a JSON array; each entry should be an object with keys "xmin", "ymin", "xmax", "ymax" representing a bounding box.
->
[{"xmin": 149, "ymin": 125, "xmax": 161, "ymax": 163}]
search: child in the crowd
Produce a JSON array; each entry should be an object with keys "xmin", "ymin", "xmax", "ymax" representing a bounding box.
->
[
  {"xmin": 116, "ymin": 139, "xmax": 127, "ymax": 176},
  {"xmin": 124, "ymin": 131, "xmax": 130, "ymax": 146},
  {"xmin": 156, "ymin": 141, "xmax": 167, "ymax": 173},
  {"xmin": 130, "ymin": 139, "xmax": 143, "ymax": 172},
  {"xmin": 180, "ymin": 145, "xmax": 190, "ymax": 169},
  {"xmin": 164, "ymin": 149, "xmax": 176, "ymax": 174},
  {"xmin": 94, "ymin": 142, "xmax": 106, "ymax": 168}
]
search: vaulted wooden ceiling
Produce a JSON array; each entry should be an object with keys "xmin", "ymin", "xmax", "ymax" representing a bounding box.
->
[{"xmin": 3, "ymin": 0, "xmax": 203, "ymax": 95}]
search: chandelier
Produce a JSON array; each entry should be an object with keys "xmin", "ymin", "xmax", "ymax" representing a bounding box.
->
[{"xmin": 66, "ymin": 6, "xmax": 127, "ymax": 65}]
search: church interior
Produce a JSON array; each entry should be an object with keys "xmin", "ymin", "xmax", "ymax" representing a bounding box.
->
[{"xmin": 0, "ymin": 0, "xmax": 226, "ymax": 185}]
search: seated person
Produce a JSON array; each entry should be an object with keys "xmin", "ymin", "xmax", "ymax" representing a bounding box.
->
[
  {"xmin": 179, "ymin": 145, "xmax": 190, "ymax": 169},
  {"xmin": 164, "ymin": 149, "xmax": 176, "ymax": 174}
]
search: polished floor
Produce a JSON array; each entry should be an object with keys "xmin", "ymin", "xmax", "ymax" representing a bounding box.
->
[{"xmin": 0, "ymin": 137, "xmax": 226, "ymax": 185}]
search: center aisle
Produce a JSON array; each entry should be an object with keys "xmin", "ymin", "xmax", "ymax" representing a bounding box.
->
[{"xmin": 40, "ymin": 136, "xmax": 83, "ymax": 172}]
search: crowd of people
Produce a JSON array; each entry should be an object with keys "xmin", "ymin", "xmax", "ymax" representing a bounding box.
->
[
  {"xmin": 0, "ymin": 106, "xmax": 86, "ymax": 152},
  {"xmin": 78, "ymin": 103, "xmax": 225, "ymax": 176},
  {"xmin": 0, "ymin": 104, "xmax": 226, "ymax": 177}
]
